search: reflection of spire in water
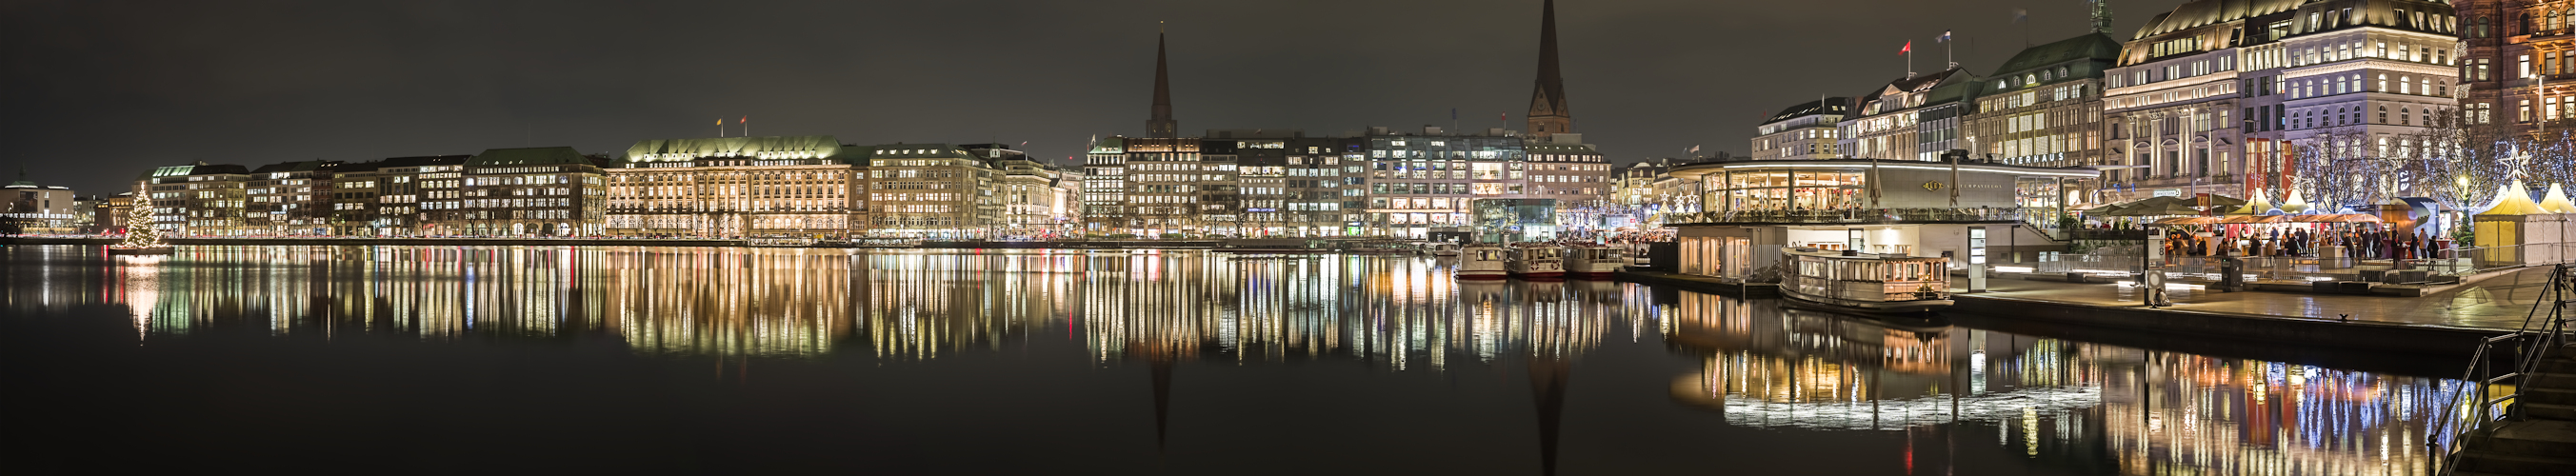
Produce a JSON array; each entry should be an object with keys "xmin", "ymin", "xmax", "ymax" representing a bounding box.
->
[
  {"xmin": 1150, "ymin": 355, "xmax": 1171, "ymax": 451},
  {"xmin": 1528, "ymin": 356, "xmax": 1570, "ymax": 476}
]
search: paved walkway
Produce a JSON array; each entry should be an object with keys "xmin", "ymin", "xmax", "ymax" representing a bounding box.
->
[{"xmin": 1951, "ymin": 266, "xmax": 2569, "ymax": 331}]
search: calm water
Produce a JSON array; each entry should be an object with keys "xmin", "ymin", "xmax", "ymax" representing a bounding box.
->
[{"xmin": 1, "ymin": 246, "xmax": 2468, "ymax": 474}]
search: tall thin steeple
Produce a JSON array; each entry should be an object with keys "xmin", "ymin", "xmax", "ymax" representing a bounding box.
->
[
  {"xmin": 1527, "ymin": 0, "xmax": 1572, "ymax": 138},
  {"xmin": 2089, "ymin": 0, "xmax": 2114, "ymax": 35},
  {"xmin": 1147, "ymin": 25, "xmax": 1179, "ymax": 138}
]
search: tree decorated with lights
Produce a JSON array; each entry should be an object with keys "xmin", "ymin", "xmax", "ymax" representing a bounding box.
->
[{"xmin": 114, "ymin": 190, "xmax": 162, "ymax": 248}]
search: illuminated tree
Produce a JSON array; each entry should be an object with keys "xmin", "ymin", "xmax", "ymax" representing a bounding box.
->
[{"xmin": 115, "ymin": 189, "xmax": 163, "ymax": 248}]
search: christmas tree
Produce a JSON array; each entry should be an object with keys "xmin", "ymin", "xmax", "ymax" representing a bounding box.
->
[{"xmin": 114, "ymin": 191, "xmax": 162, "ymax": 248}]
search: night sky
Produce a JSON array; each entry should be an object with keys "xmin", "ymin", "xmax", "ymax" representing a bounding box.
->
[{"xmin": 4, "ymin": 0, "xmax": 2178, "ymax": 194}]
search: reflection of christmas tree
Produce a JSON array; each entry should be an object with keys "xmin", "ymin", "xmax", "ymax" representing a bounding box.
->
[{"xmin": 115, "ymin": 191, "xmax": 162, "ymax": 248}]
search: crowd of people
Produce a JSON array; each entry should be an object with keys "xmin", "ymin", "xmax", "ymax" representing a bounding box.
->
[{"xmin": 2150, "ymin": 223, "xmax": 2449, "ymax": 261}]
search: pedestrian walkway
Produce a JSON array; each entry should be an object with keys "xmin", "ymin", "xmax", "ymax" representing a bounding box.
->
[{"xmin": 1951, "ymin": 266, "xmax": 2566, "ymax": 332}]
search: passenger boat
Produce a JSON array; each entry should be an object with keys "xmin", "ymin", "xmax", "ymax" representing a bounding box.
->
[
  {"xmin": 1505, "ymin": 244, "xmax": 1566, "ymax": 281},
  {"xmin": 1425, "ymin": 242, "xmax": 1461, "ymax": 257},
  {"xmin": 1777, "ymin": 248, "xmax": 1952, "ymax": 314},
  {"xmin": 1456, "ymin": 244, "xmax": 1508, "ymax": 281},
  {"xmin": 1560, "ymin": 245, "xmax": 1622, "ymax": 280}
]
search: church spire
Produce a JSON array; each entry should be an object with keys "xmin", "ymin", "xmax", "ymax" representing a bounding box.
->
[
  {"xmin": 1527, "ymin": 0, "xmax": 1571, "ymax": 138},
  {"xmin": 2089, "ymin": 0, "xmax": 2114, "ymax": 35},
  {"xmin": 1147, "ymin": 26, "xmax": 1179, "ymax": 138}
]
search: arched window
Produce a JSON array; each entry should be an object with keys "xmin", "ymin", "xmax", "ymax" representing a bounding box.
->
[
  {"xmin": 2378, "ymin": 106, "xmax": 2389, "ymax": 124},
  {"xmin": 2378, "ymin": 73, "xmax": 2389, "ymax": 91},
  {"xmin": 2480, "ymin": 16, "xmax": 2491, "ymax": 38}
]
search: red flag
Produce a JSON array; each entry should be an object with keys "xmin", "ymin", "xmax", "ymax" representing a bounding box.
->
[
  {"xmin": 1900, "ymin": 41, "xmax": 1912, "ymax": 54},
  {"xmin": 740, "ymin": 115, "xmax": 748, "ymax": 123}
]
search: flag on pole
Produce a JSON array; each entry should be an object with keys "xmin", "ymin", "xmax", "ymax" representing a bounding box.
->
[
  {"xmin": 1900, "ymin": 41, "xmax": 1912, "ymax": 54},
  {"xmin": 2012, "ymin": 9, "xmax": 2028, "ymax": 23},
  {"xmin": 1939, "ymin": 30, "xmax": 1952, "ymax": 43},
  {"xmin": 1451, "ymin": 108, "xmax": 1458, "ymax": 120}
]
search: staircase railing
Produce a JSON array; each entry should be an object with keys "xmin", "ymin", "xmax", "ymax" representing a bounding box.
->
[{"xmin": 2429, "ymin": 263, "xmax": 2572, "ymax": 475}]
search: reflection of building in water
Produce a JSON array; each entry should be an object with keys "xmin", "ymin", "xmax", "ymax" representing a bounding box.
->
[
  {"xmin": 54, "ymin": 247, "xmax": 1645, "ymax": 368},
  {"xmin": 1656, "ymin": 289, "xmax": 2461, "ymax": 475}
]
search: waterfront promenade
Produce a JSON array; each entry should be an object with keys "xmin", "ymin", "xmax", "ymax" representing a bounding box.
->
[
  {"xmin": 1618, "ymin": 266, "xmax": 2568, "ymax": 356},
  {"xmin": 1956, "ymin": 267, "xmax": 2564, "ymax": 331}
]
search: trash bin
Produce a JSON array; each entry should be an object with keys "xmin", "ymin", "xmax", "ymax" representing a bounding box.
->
[{"xmin": 2218, "ymin": 257, "xmax": 2246, "ymax": 291}]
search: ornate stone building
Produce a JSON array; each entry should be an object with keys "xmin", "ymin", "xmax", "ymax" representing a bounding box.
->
[{"xmin": 603, "ymin": 135, "xmax": 861, "ymax": 238}]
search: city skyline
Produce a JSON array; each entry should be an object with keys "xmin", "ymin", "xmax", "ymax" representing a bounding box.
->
[{"xmin": 4, "ymin": 0, "xmax": 2175, "ymax": 194}]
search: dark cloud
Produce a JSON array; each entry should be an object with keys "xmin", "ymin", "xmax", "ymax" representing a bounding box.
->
[{"xmin": 1, "ymin": 0, "xmax": 2176, "ymax": 193}]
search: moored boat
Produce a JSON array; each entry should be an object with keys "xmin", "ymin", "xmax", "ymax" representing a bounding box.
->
[
  {"xmin": 1561, "ymin": 245, "xmax": 1622, "ymax": 280},
  {"xmin": 1777, "ymin": 248, "xmax": 1952, "ymax": 314},
  {"xmin": 1457, "ymin": 244, "xmax": 1508, "ymax": 280},
  {"xmin": 1426, "ymin": 242, "xmax": 1461, "ymax": 257},
  {"xmin": 1505, "ymin": 244, "xmax": 1566, "ymax": 281}
]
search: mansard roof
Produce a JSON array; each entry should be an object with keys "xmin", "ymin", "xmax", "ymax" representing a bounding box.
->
[
  {"xmin": 2132, "ymin": 0, "xmax": 2305, "ymax": 40},
  {"xmin": 1767, "ymin": 97, "xmax": 1849, "ymax": 124},
  {"xmin": 623, "ymin": 135, "xmax": 845, "ymax": 162},
  {"xmin": 1995, "ymin": 33, "xmax": 2122, "ymax": 76},
  {"xmin": 468, "ymin": 147, "xmax": 590, "ymax": 167}
]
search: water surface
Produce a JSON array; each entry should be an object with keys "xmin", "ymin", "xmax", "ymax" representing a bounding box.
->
[{"xmin": 1, "ymin": 246, "xmax": 2465, "ymax": 474}]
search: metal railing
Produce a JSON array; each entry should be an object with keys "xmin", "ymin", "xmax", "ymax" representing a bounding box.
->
[
  {"xmin": 2000, "ymin": 243, "xmax": 2576, "ymax": 284},
  {"xmin": 1662, "ymin": 208, "xmax": 2031, "ymax": 226},
  {"xmin": 2428, "ymin": 264, "xmax": 2571, "ymax": 475}
]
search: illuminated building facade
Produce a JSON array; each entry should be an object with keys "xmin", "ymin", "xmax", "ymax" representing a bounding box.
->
[
  {"xmin": 2457, "ymin": 0, "xmax": 2549, "ymax": 134},
  {"xmin": 369, "ymin": 155, "xmax": 470, "ymax": 236},
  {"xmin": 1966, "ymin": 33, "xmax": 2120, "ymax": 169},
  {"xmin": 975, "ymin": 144, "xmax": 1083, "ymax": 238},
  {"xmin": 134, "ymin": 162, "xmax": 252, "ymax": 236},
  {"xmin": 1841, "ymin": 67, "xmax": 1982, "ymax": 163},
  {"xmin": 1082, "ymin": 137, "xmax": 1128, "ymax": 234},
  {"xmin": 1363, "ymin": 127, "xmax": 1535, "ymax": 238},
  {"xmin": 604, "ymin": 135, "xmax": 863, "ymax": 238},
  {"xmin": 863, "ymin": 143, "xmax": 1000, "ymax": 238},
  {"xmin": 327, "ymin": 161, "xmax": 384, "ymax": 235},
  {"xmin": 453, "ymin": 147, "xmax": 607, "ymax": 237},
  {"xmin": 4, "ymin": 175, "xmax": 80, "ymax": 234},
  {"xmin": 1751, "ymin": 98, "xmax": 1848, "ymax": 160},
  {"xmin": 245, "ymin": 160, "xmax": 337, "ymax": 235},
  {"xmin": 1113, "ymin": 137, "xmax": 1212, "ymax": 237}
]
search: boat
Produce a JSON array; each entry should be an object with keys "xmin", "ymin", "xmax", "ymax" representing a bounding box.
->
[
  {"xmin": 1776, "ymin": 248, "xmax": 1952, "ymax": 314},
  {"xmin": 1561, "ymin": 244, "xmax": 1622, "ymax": 280},
  {"xmin": 1426, "ymin": 242, "xmax": 1461, "ymax": 257},
  {"xmin": 1505, "ymin": 244, "xmax": 1566, "ymax": 281},
  {"xmin": 1457, "ymin": 244, "xmax": 1508, "ymax": 280}
]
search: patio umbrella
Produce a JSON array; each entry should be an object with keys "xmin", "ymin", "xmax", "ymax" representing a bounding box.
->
[
  {"xmin": 2122, "ymin": 199, "xmax": 2207, "ymax": 216},
  {"xmin": 2153, "ymin": 216, "xmax": 2222, "ymax": 226}
]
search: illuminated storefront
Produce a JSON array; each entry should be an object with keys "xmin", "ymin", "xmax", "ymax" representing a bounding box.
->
[{"xmin": 1661, "ymin": 159, "xmax": 2099, "ymax": 279}]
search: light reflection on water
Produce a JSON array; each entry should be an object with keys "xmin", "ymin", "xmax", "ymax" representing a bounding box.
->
[{"xmin": 1, "ymin": 245, "xmax": 2468, "ymax": 475}]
